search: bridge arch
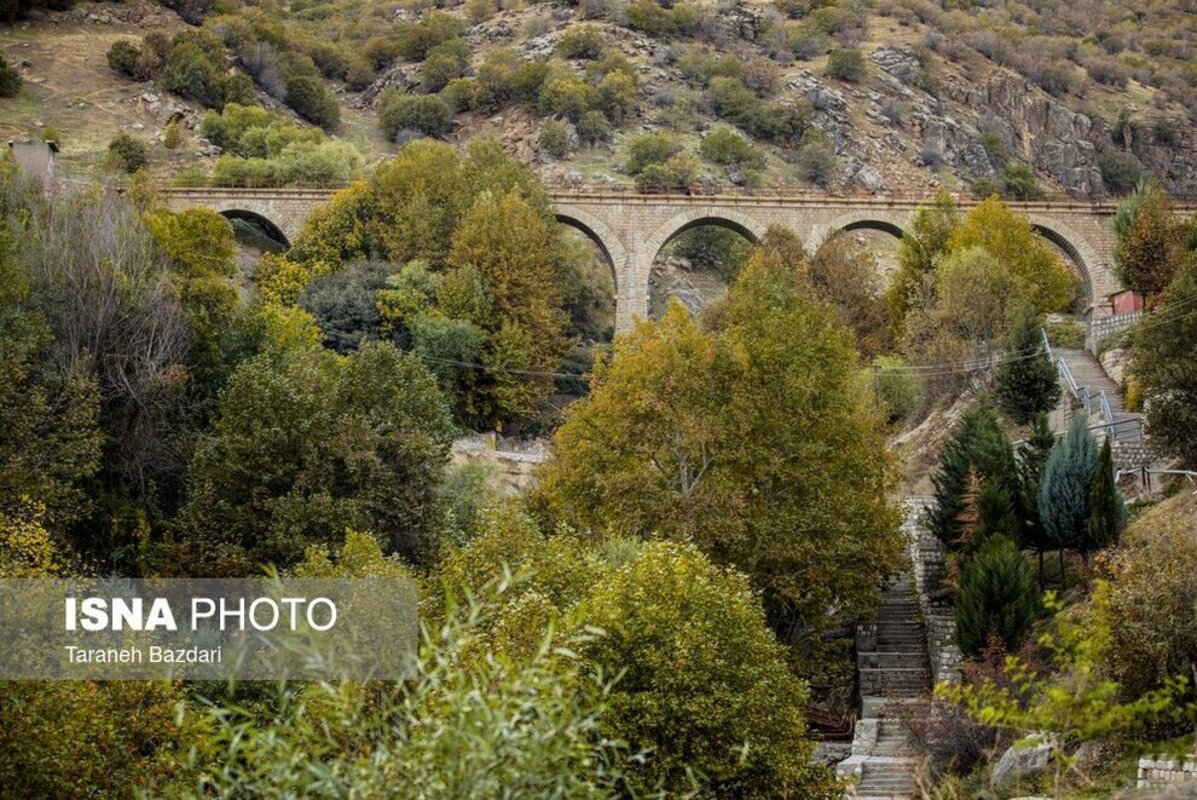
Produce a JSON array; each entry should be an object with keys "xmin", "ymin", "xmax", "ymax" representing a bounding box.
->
[
  {"xmin": 1026, "ymin": 216, "xmax": 1102, "ymax": 309},
  {"xmin": 219, "ymin": 209, "xmax": 291, "ymax": 251},
  {"xmin": 805, "ymin": 210, "xmax": 907, "ymax": 255},
  {"xmin": 642, "ymin": 209, "xmax": 769, "ymax": 266},
  {"xmin": 554, "ymin": 208, "xmax": 627, "ymax": 287}
]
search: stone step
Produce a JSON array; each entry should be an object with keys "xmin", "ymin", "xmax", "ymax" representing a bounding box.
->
[{"xmin": 858, "ymin": 652, "xmax": 927, "ymax": 670}]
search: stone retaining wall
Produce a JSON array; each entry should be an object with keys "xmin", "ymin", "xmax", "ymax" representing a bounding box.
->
[
  {"xmin": 904, "ymin": 500, "xmax": 963, "ymax": 686},
  {"xmin": 450, "ymin": 436, "xmax": 548, "ymax": 495},
  {"xmin": 1088, "ymin": 311, "xmax": 1140, "ymax": 353},
  {"xmin": 1138, "ymin": 756, "xmax": 1197, "ymax": 788}
]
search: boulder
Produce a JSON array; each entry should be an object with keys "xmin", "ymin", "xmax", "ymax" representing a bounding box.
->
[{"xmin": 991, "ymin": 737, "xmax": 1053, "ymax": 787}]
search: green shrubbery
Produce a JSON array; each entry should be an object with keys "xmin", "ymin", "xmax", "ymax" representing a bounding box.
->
[
  {"xmin": 202, "ymin": 104, "xmax": 363, "ymax": 186},
  {"xmin": 379, "ymin": 90, "xmax": 454, "ymax": 140},
  {"xmin": 104, "ymin": 131, "xmax": 149, "ymax": 173}
]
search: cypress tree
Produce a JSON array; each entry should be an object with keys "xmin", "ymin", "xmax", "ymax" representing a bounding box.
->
[
  {"xmin": 1019, "ymin": 412, "xmax": 1056, "ymax": 586},
  {"xmin": 996, "ymin": 305, "xmax": 1062, "ymax": 424},
  {"xmin": 955, "ymin": 534, "xmax": 1040, "ymax": 657},
  {"xmin": 1085, "ymin": 437, "xmax": 1125, "ymax": 555},
  {"xmin": 1038, "ymin": 414, "xmax": 1098, "ymax": 581}
]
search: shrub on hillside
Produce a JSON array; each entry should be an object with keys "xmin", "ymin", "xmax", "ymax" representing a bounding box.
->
[
  {"xmin": 0, "ymin": 56, "xmax": 19, "ymax": 97},
  {"xmin": 796, "ymin": 135, "xmax": 837, "ymax": 186},
  {"xmin": 1097, "ymin": 149, "xmax": 1146, "ymax": 196},
  {"xmin": 826, "ymin": 47, "xmax": 866, "ymax": 82},
  {"xmin": 285, "ymin": 75, "xmax": 341, "ymax": 129},
  {"xmin": 380, "ymin": 91, "xmax": 453, "ymax": 140},
  {"xmin": 699, "ymin": 127, "xmax": 764, "ymax": 168},
  {"xmin": 105, "ymin": 131, "xmax": 149, "ymax": 174},
  {"xmin": 557, "ymin": 24, "xmax": 607, "ymax": 60},
  {"xmin": 575, "ymin": 110, "xmax": 612, "ymax": 145},
  {"xmin": 624, "ymin": 132, "xmax": 681, "ymax": 175},
  {"xmin": 537, "ymin": 120, "xmax": 571, "ymax": 159}
]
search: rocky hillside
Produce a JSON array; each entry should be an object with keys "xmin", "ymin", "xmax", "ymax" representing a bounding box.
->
[{"xmin": 2, "ymin": 0, "xmax": 1196, "ymax": 199}]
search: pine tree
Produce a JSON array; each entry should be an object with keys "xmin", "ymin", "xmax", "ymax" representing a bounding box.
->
[
  {"xmin": 955, "ymin": 468, "xmax": 981, "ymax": 548},
  {"xmin": 1038, "ymin": 414, "xmax": 1098, "ymax": 582},
  {"xmin": 1085, "ymin": 437, "xmax": 1125, "ymax": 555},
  {"xmin": 996, "ymin": 305, "xmax": 1061, "ymax": 424},
  {"xmin": 1019, "ymin": 412, "xmax": 1057, "ymax": 586},
  {"xmin": 955, "ymin": 534, "xmax": 1040, "ymax": 657}
]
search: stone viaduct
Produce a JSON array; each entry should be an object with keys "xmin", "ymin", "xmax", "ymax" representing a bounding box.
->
[{"xmin": 162, "ymin": 186, "xmax": 1142, "ymax": 333}]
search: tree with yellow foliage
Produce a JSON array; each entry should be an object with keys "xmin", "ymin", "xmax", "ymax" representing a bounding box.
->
[{"xmin": 947, "ymin": 197, "xmax": 1078, "ymax": 314}]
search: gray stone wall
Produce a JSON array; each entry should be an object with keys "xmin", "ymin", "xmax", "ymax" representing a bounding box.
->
[
  {"xmin": 904, "ymin": 499, "xmax": 963, "ymax": 686},
  {"xmin": 1138, "ymin": 756, "xmax": 1197, "ymax": 789},
  {"xmin": 1088, "ymin": 311, "xmax": 1141, "ymax": 353}
]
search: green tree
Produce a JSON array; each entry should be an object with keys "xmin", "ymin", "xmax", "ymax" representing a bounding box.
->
[
  {"xmin": 886, "ymin": 192, "xmax": 958, "ymax": 339},
  {"xmin": 535, "ymin": 251, "xmax": 904, "ymax": 659},
  {"xmin": 1132, "ymin": 254, "xmax": 1197, "ymax": 465},
  {"xmin": 1085, "ymin": 437, "xmax": 1124, "ymax": 554},
  {"xmin": 0, "ymin": 224, "xmax": 102, "ymax": 530},
  {"xmin": 578, "ymin": 540, "xmax": 841, "ymax": 797},
  {"xmin": 955, "ymin": 534, "xmax": 1040, "ymax": 656},
  {"xmin": 177, "ymin": 341, "xmax": 454, "ymax": 574},
  {"xmin": 1115, "ymin": 182, "xmax": 1189, "ymax": 298},
  {"xmin": 926, "ymin": 399, "xmax": 1022, "ymax": 551},
  {"xmin": 1038, "ymin": 414, "xmax": 1098, "ymax": 568},
  {"xmin": 996, "ymin": 305, "xmax": 1061, "ymax": 424},
  {"xmin": 947, "ymin": 197, "xmax": 1077, "ymax": 314},
  {"xmin": 1019, "ymin": 412, "xmax": 1058, "ymax": 585}
]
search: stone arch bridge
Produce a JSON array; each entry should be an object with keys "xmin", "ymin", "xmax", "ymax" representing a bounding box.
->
[{"xmin": 163, "ymin": 187, "xmax": 1150, "ymax": 333}]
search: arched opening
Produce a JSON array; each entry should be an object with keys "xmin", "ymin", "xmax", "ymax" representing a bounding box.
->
[
  {"xmin": 220, "ymin": 209, "xmax": 290, "ymax": 254},
  {"xmin": 832, "ymin": 220, "xmax": 905, "ymax": 284},
  {"xmin": 649, "ymin": 217, "xmax": 759, "ymax": 319},
  {"xmin": 810, "ymin": 231, "xmax": 893, "ymax": 358},
  {"xmin": 1031, "ymin": 223, "xmax": 1093, "ymax": 311},
  {"xmin": 555, "ymin": 214, "xmax": 619, "ymax": 345}
]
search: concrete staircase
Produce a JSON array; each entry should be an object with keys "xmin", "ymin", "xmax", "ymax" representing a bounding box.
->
[
  {"xmin": 839, "ymin": 573, "xmax": 931, "ymax": 799},
  {"xmin": 1054, "ymin": 347, "xmax": 1141, "ymax": 437}
]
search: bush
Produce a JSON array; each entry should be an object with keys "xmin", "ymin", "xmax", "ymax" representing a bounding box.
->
[
  {"xmin": 380, "ymin": 90, "xmax": 454, "ymax": 140},
  {"xmin": 538, "ymin": 77, "xmax": 599, "ymax": 122},
  {"xmin": 537, "ymin": 119, "xmax": 571, "ymax": 159},
  {"xmin": 1097, "ymin": 149, "xmax": 1146, "ymax": 195},
  {"xmin": 575, "ymin": 110, "xmax": 612, "ymax": 145},
  {"xmin": 1090, "ymin": 492, "xmax": 1197, "ymax": 698},
  {"xmin": 422, "ymin": 45, "xmax": 468, "ymax": 93},
  {"xmin": 104, "ymin": 131, "xmax": 149, "ymax": 174},
  {"xmin": 578, "ymin": 541, "xmax": 837, "ymax": 797},
  {"xmin": 106, "ymin": 40, "xmax": 140, "ymax": 76},
  {"xmin": 285, "ymin": 75, "xmax": 341, "ymax": 129},
  {"xmin": 997, "ymin": 164, "xmax": 1045, "ymax": 200},
  {"xmin": 955, "ymin": 534, "xmax": 1040, "ymax": 656},
  {"xmin": 557, "ymin": 24, "xmax": 607, "ymax": 60},
  {"xmin": 796, "ymin": 136, "xmax": 837, "ymax": 186},
  {"xmin": 163, "ymin": 120, "xmax": 184, "ymax": 150},
  {"xmin": 624, "ymin": 131, "xmax": 681, "ymax": 175},
  {"xmin": 699, "ymin": 126, "xmax": 763, "ymax": 167},
  {"xmin": 0, "ymin": 56, "xmax": 20, "ymax": 98},
  {"xmin": 397, "ymin": 13, "xmax": 465, "ymax": 62},
  {"xmin": 826, "ymin": 47, "xmax": 866, "ymax": 82}
]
